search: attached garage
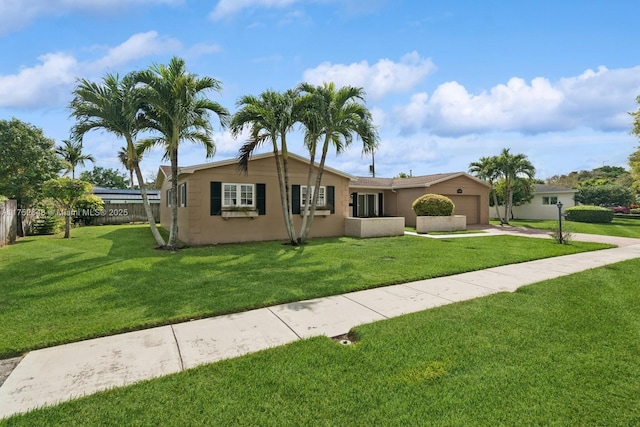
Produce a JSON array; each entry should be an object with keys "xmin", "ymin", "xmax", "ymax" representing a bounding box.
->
[{"xmin": 350, "ymin": 173, "xmax": 490, "ymax": 227}]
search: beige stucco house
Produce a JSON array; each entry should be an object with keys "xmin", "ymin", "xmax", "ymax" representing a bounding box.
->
[
  {"xmin": 158, "ymin": 153, "xmax": 492, "ymax": 245},
  {"xmin": 509, "ymin": 184, "xmax": 577, "ymax": 220},
  {"xmin": 157, "ymin": 152, "xmax": 352, "ymax": 245},
  {"xmin": 350, "ymin": 173, "xmax": 491, "ymax": 227}
]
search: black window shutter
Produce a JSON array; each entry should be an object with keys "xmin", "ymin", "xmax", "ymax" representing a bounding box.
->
[
  {"xmin": 378, "ymin": 192, "xmax": 383, "ymax": 216},
  {"xmin": 292, "ymin": 185, "xmax": 301, "ymax": 214},
  {"xmin": 183, "ymin": 183, "xmax": 187, "ymax": 207},
  {"xmin": 328, "ymin": 186, "xmax": 335, "ymax": 214},
  {"xmin": 257, "ymin": 183, "xmax": 266, "ymax": 215},
  {"xmin": 351, "ymin": 192, "xmax": 358, "ymax": 217},
  {"xmin": 210, "ymin": 181, "xmax": 221, "ymax": 215}
]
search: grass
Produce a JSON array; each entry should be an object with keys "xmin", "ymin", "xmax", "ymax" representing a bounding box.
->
[
  {"xmin": 5, "ymin": 258, "xmax": 640, "ymax": 425},
  {"xmin": 492, "ymin": 217, "xmax": 640, "ymax": 238},
  {"xmin": 0, "ymin": 225, "xmax": 611, "ymax": 358}
]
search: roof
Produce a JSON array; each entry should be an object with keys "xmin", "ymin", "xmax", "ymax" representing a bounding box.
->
[
  {"xmin": 156, "ymin": 152, "xmax": 355, "ymax": 187},
  {"xmin": 350, "ymin": 172, "xmax": 492, "ymax": 190},
  {"xmin": 92, "ymin": 187, "xmax": 160, "ymax": 201},
  {"xmin": 534, "ymin": 184, "xmax": 577, "ymax": 194}
]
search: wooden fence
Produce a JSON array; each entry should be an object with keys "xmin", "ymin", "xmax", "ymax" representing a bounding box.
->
[
  {"xmin": 0, "ymin": 199, "xmax": 17, "ymax": 247},
  {"xmin": 94, "ymin": 203, "xmax": 160, "ymax": 225}
]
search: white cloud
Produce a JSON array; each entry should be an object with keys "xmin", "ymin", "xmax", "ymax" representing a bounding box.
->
[
  {"xmin": 210, "ymin": 0, "xmax": 298, "ymax": 20},
  {"xmin": 396, "ymin": 65, "xmax": 640, "ymax": 136},
  {"xmin": 303, "ymin": 51, "xmax": 435, "ymax": 101},
  {"xmin": 0, "ymin": 32, "xmax": 183, "ymax": 108},
  {"xmin": 0, "ymin": 0, "xmax": 183, "ymax": 35},
  {"xmin": 89, "ymin": 31, "xmax": 182, "ymax": 71}
]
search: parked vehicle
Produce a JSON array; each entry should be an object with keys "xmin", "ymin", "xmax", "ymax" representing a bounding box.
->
[{"xmin": 609, "ymin": 206, "xmax": 630, "ymax": 214}]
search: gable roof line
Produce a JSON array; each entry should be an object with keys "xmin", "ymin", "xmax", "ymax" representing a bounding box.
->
[
  {"xmin": 350, "ymin": 172, "xmax": 491, "ymax": 189},
  {"xmin": 156, "ymin": 152, "xmax": 355, "ymax": 186}
]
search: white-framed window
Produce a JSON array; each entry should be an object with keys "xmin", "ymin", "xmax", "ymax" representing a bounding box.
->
[
  {"xmin": 357, "ymin": 193, "xmax": 378, "ymax": 217},
  {"xmin": 178, "ymin": 183, "xmax": 187, "ymax": 207},
  {"xmin": 301, "ymin": 186, "xmax": 326, "ymax": 206},
  {"xmin": 542, "ymin": 196, "xmax": 558, "ymax": 205},
  {"xmin": 223, "ymin": 183, "xmax": 254, "ymax": 207},
  {"xmin": 166, "ymin": 188, "xmax": 173, "ymax": 207}
]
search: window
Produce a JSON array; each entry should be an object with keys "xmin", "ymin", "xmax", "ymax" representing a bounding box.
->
[
  {"xmin": 178, "ymin": 183, "xmax": 187, "ymax": 207},
  {"xmin": 166, "ymin": 189, "xmax": 173, "ymax": 207},
  {"xmin": 542, "ymin": 196, "xmax": 558, "ymax": 205},
  {"xmin": 301, "ymin": 186, "xmax": 325, "ymax": 206},
  {"xmin": 223, "ymin": 183, "xmax": 254, "ymax": 207}
]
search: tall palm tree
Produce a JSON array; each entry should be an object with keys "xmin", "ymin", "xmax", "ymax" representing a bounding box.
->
[
  {"xmin": 469, "ymin": 155, "xmax": 504, "ymax": 223},
  {"xmin": 296, "ymin": 82, "xmax": 378, "ymax": 243},
  {"xmin": 55, "ymin": 139, "xmax": 95, "ymax": 179},
  {"xmin": 231, "ymin": 89, "xmax": 301, "ymax": 245},
  {"xmin": 69, "ymin": 72, "xmax": 166, "ymax": 247},
  {"xmin": 117, "ymin": 146, "xmax": 135, "ymax": 190},
  {"xmin": 497, "ymin": 148, "xmax": 535, "ymax": 223},
  {"xmin": 135, "ymin": 56, "xmax": 230, "ymax": 250}
]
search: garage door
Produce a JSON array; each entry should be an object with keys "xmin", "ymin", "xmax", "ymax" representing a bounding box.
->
[{"xmin": 447, "ymin": 195, "xmax": 479, "ymax": 224}]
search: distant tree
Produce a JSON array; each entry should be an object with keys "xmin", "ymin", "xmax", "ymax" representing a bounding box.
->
[
  {"xmin": 575, "ymin": 184, "xmax": 634, "ymax": 207},
  {"xmin": 55, "ymin": 139, "xmax": 95, "ymax": 179},
  {"xmin": 0, "ymin": 118, "xmax": 63, "ymax": 236},
  {"xmin": 42, "ymin": 178, "xmax": 92, "ymax": 238},
  {"xmin": 549, "ymin": 166, "xmax": 632, "ymax": 189},
  {"xmin": 629, "ymin": 96, "xmax": 640, "ymax": 192},
  {"xmin": 117, "ymin": 147, "xmax": 135, "ymax": 190},
  {"xmin": 79, "ymin": 167, "xmax": 129, "ymax": 189},
  {"xmin": 395, "ymin": 172, "xmax": 410, "ymax": 178}
]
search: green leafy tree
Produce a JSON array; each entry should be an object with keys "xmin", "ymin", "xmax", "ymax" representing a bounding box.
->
[
  {"xmin": 493, "ymin": 178, "xmax": 536, "ymax": 219},
  {"xmin": 69, "ymin": 72, "xmax": 166, "ymax": 247},
  {"xmin": 79, "ymin": 166, "xmax": 129, "ymax": 189},
  {"xmin": 41, "ymin": 178, "xmax": 92, "ymax": 238},
  {"xmin": 232, "ymin": 89, "xmax": 301, "ymax": 245},
  {"xmin": 55, "ymin": 139, "xmax": 95, "ymax": 178},
  {"xmin": 136, "ymin": 56, "xmax": 230, "ymax": 250},
  {"xmin": 469, "ymin": 156, "xmax": 503, "ymax": 222},
  {"xmin": 574, "ymin": 184, "xmax": 633, "ymax": 207},
  {"xmin": 296, "ymin": 82, "xmax": 378, "ymax": 244},
  {"xmin": 0, "ymin": 118, "xmax": 63, "ymax": 236},
  {"xmin": 470, "ymin": 149, "xmax": 535, "ymax": 224}
]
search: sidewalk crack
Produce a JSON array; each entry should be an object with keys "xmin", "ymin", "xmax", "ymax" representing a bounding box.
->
[{"xmin": 170, "ymin": 325, "xmax": 185, "ymax": 371}]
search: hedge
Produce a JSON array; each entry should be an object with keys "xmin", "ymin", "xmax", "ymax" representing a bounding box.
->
[
  {"xmin": 565, "ymin": 205, "xmax": 613, "ymax": 223},
  {"xmin": 412, "ymin": 194, "xmax": 455, "ymax": 216}
]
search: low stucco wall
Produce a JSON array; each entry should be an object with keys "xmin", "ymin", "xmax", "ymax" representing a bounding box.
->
[
  {"xmin": 345, "ymin": 217, "xmax": 405, "ymax": 238},
  {"xmin": 416, "ymin": 215, "xmax": 466, "ymax": 233}
]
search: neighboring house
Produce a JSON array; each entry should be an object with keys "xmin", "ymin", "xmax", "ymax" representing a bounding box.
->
[
  {"xmin": 93, "ymin": 188, "xmax": 160, "ymax": 205},
  {"xmin": 509, "ymin": 184, "xmax": 577, "ymax": 220},
  {"xmin": 156, "ymin": 152, "xmax": 352, "ymax": 245},
  {"xmin": 350, "ymin": 173, "xmax": 491, "ymax": 227}
]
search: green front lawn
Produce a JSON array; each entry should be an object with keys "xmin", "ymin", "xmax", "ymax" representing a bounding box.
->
[
  {"xmin": 0, "ymin": 225, "xmax": 611, "ymax": 358},
  {"xmin": 7, "ymin": 258, "xmax": 640, "ymax": 425},
  {"xmin": 492, "ymin": 217, "xmax": 640, "ymax": 238}
]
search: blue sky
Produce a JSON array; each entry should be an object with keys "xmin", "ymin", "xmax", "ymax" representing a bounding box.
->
[{"xmin": 1, "ymin": 0, "xmax": 640, "ymax": 181}]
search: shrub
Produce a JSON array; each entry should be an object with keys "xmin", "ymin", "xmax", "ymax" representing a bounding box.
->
[
  {"xmin": 74, "ymin": 194, "xmax": 105, "ymax": 225},
  {"xmin": 565, "ymin": 205, "xmax": 613, "ymax": 223},
  {"xmin": 412, "ymin": 194, "xmax": 455, "ymax": 216},
  {"xmin": 631, "ymin": 208, "xmax": 640, "ymax": 215},
  {"xmin": 31, "ymin": 206, "xmax": 64, "ymax": 235}
]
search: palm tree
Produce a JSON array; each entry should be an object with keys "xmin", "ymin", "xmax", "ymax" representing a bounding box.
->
[
  {"xmin": 469, "ymin": 155, "xmax": 504, "ymax": 223},
  {"xmin": 497, "ymin": 148, "xmax": 535, "ymax": 223},
  {"xmin": 135, "ymin": 56, "xmax": 230, "ymax": 250},
  {"xmin": 296, "ymin": 82, "xmax": 378, "ymax": 243},
  {"xmin": 231, "ymin": 89, "xmax": 301, "ymax": 245},
  {"xmin": 117, "ymin": 146, "xmax": 135, "ymax": 190},
  {"xmin": 55, "ymin": 139, "xmax": 95, "ymax": 179},
  {"xmin": 69, "ymin": 72, "xmax": 166, "ymax": 247}
]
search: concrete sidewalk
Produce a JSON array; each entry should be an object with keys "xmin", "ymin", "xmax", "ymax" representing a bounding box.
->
[{"xmin": 2, "ymin": 233, "xmax": 640, "ymax": 419}]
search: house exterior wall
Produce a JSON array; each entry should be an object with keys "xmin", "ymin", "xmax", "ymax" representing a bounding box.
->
[
  {"xmin": 510, "ymin": 192, "xmax": 576, "ymax": 220},
  {"xmin": 161, "ymin": 156, "xmax": 350, "ymax": 245},
  {"xmin": 394, "ymin": 176, "xmax": 490, "ymax": 227}
]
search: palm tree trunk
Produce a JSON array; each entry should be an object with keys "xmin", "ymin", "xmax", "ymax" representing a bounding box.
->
[
  {"xmin": 299, "ymin": 141, "xmax": 317, "ymax": 242},
  {"xmin": 129, "ymin": 170, "xmax": 134, "ymax": 190},
  {"xmin": 168, "ymin": 146, "xmax": 179, "ymax": 249},
  {"xmin": 272, "ymin": 147, "xmax": 296, "ymax": 245},
  {"xmin": 490, "ymin": 187, "xmax": 503, "ymax": 224},
  {"xmin": 280, "ymin": 137, "xmax": 297, "ymax": 245},
  {"xmin": 298, "ymin": 135, "xmax": 330, "ymax": 244},
  {"xmin": 133, "ymin": 162, "xmax": 166, "ymax": 247}
]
